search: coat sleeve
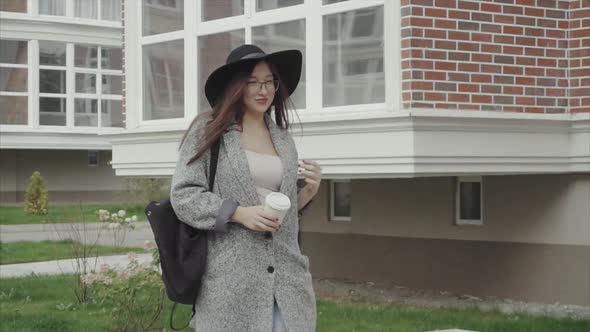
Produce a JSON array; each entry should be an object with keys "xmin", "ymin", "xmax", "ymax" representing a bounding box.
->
[{"xmin": 170, "ymin": 120, "xmax": 238, "ymax": 233}]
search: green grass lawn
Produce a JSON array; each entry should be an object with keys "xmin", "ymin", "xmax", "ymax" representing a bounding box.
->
[
  {"xmin": 0, "ymin": 240, "xmax": 146, "ymax": 265},
  {"xmin": 0, "ymin": 204, "xmax": 146, "ymax": 225},
  {"xmin": 0, "ymin": 274, "xmax": 588, "ymax": 332}
]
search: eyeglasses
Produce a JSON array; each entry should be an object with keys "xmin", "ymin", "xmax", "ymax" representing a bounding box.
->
[{"xmin": 246, "ymin": 79, "xmax": 279, "ymax": 94}]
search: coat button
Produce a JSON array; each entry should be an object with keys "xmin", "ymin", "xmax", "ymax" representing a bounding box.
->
[
  {"xmin": 264, "ymin": 231, "xmax": 272, "ymax": 239},
  {"xmin": 267, "ymin": 266, "xmax": 274, "ymax": 273}
]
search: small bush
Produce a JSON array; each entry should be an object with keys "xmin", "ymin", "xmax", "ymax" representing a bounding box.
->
[
  {"xmin": 24, "ymin": 171, "xmax": 49, "ymax": 215},
  {"xmin": 118, "ymin": 178, "xmax": 171, "ymax": 205}
]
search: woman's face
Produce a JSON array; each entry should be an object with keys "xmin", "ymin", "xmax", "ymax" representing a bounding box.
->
[{"xmin": 242, "ymin": 61, "xmax": 276, "ymax": 115}]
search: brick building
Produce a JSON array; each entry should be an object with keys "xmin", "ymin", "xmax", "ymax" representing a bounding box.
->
[{"xmin": 2, "ymin": 0, "xmax": 588, "ymax": 305}]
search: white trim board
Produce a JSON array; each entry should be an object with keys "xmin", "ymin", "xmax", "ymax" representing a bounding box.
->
[{"xmin": 102, "ymin": 111, "xmax": 590, "ymax": 177}]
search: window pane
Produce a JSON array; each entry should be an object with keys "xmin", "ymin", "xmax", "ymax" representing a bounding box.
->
[
  {"xmin": 256, "ymin": 0, "xmax": 301, "ymax": 12},
  {"xmin": 0, "ymin": 96, "xmax": 27, "ymax": 125},
  {"xmin": 101, "ymin": 0, "xmax": 121, "ymax": 21},
  {"xmin": 101, "ymin": 47, "xmax": 122, "ymax": 70},
  {"xmin": 75, "ymin": 45, "xmax": 98, "ymax": 68},
  {"xmin": 76, "ymin": 73, "xmax": 96, "ymax": 93},
  {"xmin": 202, "ymin": 0, "xmax": 243, "ymax": 21},
  {"xmin": 0, "ymin": 0, "xmax": 27, "ymax": 12},
  {"xmin": 143, "ymin": 39, "xmax": 184, "ymax": 120},
  {"xmin": 75, "ymin": 98, "xmax": 98, "ymax": 126},
  {"xmin": 0, "ymin": 40, "xmax": 28, "ymax": 64},
  {"xmin": 460, "ymin": 182, "xmax": 481, "ymax": 220},
  {"xmin": 323, "ymin": 6, "xmax": 384, "ymax": 107},
  {"xmin": 0, "ymin": 67, "xmax": 27, "ymax": 92},
  {"xmin": 75, "ymin": 0, "xmax": 98, "ymax": 19},
  {"xmin": 101, "ymin": 100, "xmax": 124, "ymax": 127},
  {"xmin": 142, "ymin": 0, "xmax": 184, "ymax": 36},
  {"xmin": 102, "ymin": 75, "xmax": 122, "ymax": 94},
  {"xmin": 39, "ymin": 97, "xmax": 66, "ymax": 125},
  {"xmin": 40, "ymin": 69, "xmax": 66, "ymax": 93},
  {"xmin": 333, "ymin": 181, "xmax": 351, "ymax": 217},
  {"xmin": 39, "ymin": 41, "xmax": 66, "ymax": 66},
  {"xmin": 39, "ymin": 0, "xmax": 65, "ymax": 15},
  {"xmin": 198, "ymin": 30, "xmax": 245, "ymax": 111},
  {"xmin": 253, "ymin": 20, "xmax": 306, "ymax": 109}
]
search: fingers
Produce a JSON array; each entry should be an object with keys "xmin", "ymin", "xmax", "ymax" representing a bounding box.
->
[
  {"xmin": 254, "ymin": 220, "xmax": 277, "ymax": 232},
  {"xmin": 302, "ymin": 170, "xmax": 321, "ymax": 181}
]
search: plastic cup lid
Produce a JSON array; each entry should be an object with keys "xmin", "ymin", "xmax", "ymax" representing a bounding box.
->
[{"xmin": 265, "ymin": 192, "xmax": 291, "ymax": 210}]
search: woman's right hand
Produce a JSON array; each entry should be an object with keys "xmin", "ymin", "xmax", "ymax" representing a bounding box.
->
[{"xmin": 231, "ymin": 206, "xmax": 279, "ymax": 232}]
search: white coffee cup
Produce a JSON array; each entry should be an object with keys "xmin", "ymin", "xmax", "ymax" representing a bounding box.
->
[{"xmin": 264, "ymin": 192, "xmax": 291, "ymax": 224}]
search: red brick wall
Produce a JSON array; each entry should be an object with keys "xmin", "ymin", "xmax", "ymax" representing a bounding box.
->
[
  {"xmin": 569, "ymin": 1, "xmax": 590, "ymax": 112},
  {"xmin": 401, "ymin": 0, "xmax": 589, "ymax": 113}
]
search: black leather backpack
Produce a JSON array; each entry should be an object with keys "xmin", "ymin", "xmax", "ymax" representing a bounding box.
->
[{"xmin": 145, "ymin": 140, "xmax": 220, "ymax": 331}]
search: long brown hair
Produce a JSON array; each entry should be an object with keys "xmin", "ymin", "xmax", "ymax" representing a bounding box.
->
[{"xmin": 181, "ymin": 60, "xmax": 296, "ymax": 165}]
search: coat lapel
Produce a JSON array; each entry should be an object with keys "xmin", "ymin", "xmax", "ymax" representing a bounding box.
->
[{"xmin": 222, "ymin": 113, "xmax": 295, "ymax": 207}]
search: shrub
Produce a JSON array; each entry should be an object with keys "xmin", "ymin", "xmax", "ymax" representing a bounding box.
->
[
  {"xmin": 117, "ymin": 178, "xmax": 171, "ymax": 206},
  {"xmin": 24, "ymin": 171, "xmax": 49, "ymax": 215}
]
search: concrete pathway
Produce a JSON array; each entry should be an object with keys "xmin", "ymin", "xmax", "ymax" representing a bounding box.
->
[
  {"xmin": 0, "ymin": 222, "xmax": 155, "ymax": 247},
  {"xmin": 0, "ymin": 253, "xmax": 154, "ymax": 278}
]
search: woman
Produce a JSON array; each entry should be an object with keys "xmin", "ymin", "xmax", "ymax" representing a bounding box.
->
[{"xmin": 170, "ymin": 44, "xmax": 321, "ymax": 331}]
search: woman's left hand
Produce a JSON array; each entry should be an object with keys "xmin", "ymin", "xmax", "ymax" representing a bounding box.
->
[{"xmin": 299, "ymin": 160, "xmax": 322, "ymax": 196}]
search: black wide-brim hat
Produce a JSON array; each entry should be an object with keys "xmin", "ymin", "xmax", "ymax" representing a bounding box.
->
[{"xmin": 204, "ymin": 44, "xmax": 302, "ymax": 107}]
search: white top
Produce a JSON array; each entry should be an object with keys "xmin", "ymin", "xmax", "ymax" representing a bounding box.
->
[{"xmin": 244, "ymin": 149, "xmax": 283, "ymax": 204}]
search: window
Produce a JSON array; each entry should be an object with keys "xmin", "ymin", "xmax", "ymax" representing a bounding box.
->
[
  {"xmin": 201, "ymin": 0, "xmax": 243, "ymax": 21},
  {"xmin": 39, "ymin": 0, "xmax": 66, "ymax": 16},
  {"xmin": 39, "ymin": 41, "xmax": 67, "ymax": 126},
  {"xmin": 330, "ymin": 179, "xmax": 351, "ymax": 221},
  {"xmin": 455, "ymin": 176, "xmax": 483, "ymax": 226},
  {"xmin": 256, "ymin": 0, "xmax": 302, "ymax": 12},
  {"xmin": 101, "ymin": 0, "xmax": 121, "ymax": 21},
  {"xmin": 323, "ymin": 6, "xmax": 384, "ymax": 107},
  {"xmin": 143, "ymin": 40, "xmax": 184, "ymax": 120},
  {"xmin": 0, "ymin": 39, "xmax": 28, "ymax": 125},
  {"xmin": 143, "ymin": 0, "xmax": 184, "ymax": 36},
  {"xmin": 74, "ymin": 44, "xmax": 124, "ymax": 127},
  {"xmin": 75, "ymin": 0, "xmax": 98, "ymax": 19},
  {"xmin": 88, "ymin": 150, "xmax": 99, "ymax": 166},
  {"xmin": 253, "ymin": 20, "xmax": 306, "ymax": 109},
  {"xmin": 197, "ymin": 30, "xmax": 245, "ymax": 112},
  {"xmin": 0, "ymin": 0, "xmax": 27, "ymax": 12}
]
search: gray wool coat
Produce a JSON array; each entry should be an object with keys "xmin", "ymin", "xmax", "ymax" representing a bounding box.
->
[{"xmin": 170, "ymin": 112, "xmax": 316, "ymax": 331}]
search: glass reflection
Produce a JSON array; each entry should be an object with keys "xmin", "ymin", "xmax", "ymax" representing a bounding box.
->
[
  {"xmin": 0, "ymin": 96, "xmax": 27, "ymax": 125},
  {"xmin": 253, "ymin": 20, "xmax": 305, "ymax": 109},
  {"xmin": 323, "ymin": 6, "xmax": 384, "ymax": 107},
  {"xmin": 0, "ymin": 40, "xmax": 28, "ymax": 64},
  {"xmin": 39, "ymin": 97, "xmax": 66, "ymax": 126},
  {"xmin": 143, "ymin": 39, "xmax": 184, "ymax": 120},
  {"xmin": 75, "ymin": 45, "xmax": 98, "ymax": 68},
  {"xmin": 102, "ymin": 75, "xmax": 122, "ymax": 95},
  {"xmin": 101, "ymin": 47, "xmax": 122, "ymax": 70},
  {"xmin": 0, "ymin": 67, "xmax": 27, "ymax": 92},
  {"xmin": 142, "ymin": 0, "xmax": 184, "ymax": 36},
  {"xmin": 256, "ymin": 0, "xmax": 302, "ymax": 12},
  {"xmin": 202, "ymin": 0, "xmax": 243, "ymax": 21},
  {"xmin": 101, "ymin": 100, "xmax": 124, "ymax": 127},
  {"xmin": 39, "ymin": 41, "xmax": 66, "ymax": 66},
  {"xmin": 75, "ymin": 98, "xmax": 98, "ymax": 126},
  {"xmin": 75, "ymin": 73, "xmax": 96, "ymax": 93}
]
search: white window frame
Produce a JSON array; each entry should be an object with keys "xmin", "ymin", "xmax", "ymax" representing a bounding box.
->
[
  {"xmin": 134, "ymin": 0, "xmax": 394, "ymax": 128},
  {"xmin": 34, "ymin": 0, "xmax": 121, "ymax": 22},
  {"xmin": 330, "ymin": 179, "xmax": 351, "ymax": 222},
  {"xmin": 455, "ymin": 176, "xmax": 484, "ymax": 226},
  {"xmin": 0, "ymin": 38, "xmax": 30, "ymax": 126}
]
